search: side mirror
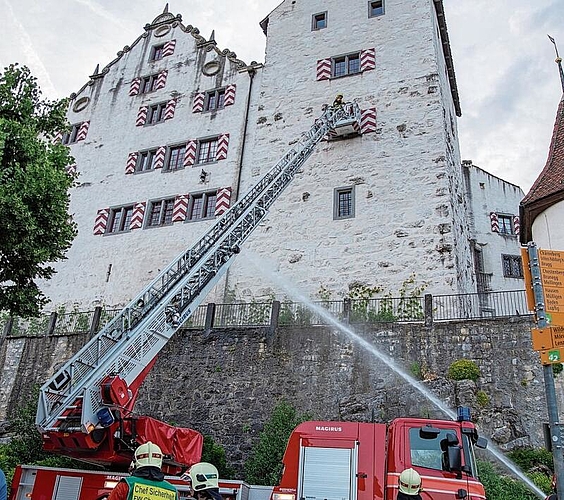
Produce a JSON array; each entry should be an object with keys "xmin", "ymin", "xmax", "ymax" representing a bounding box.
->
[
  {"xmin": 447, "ymin": 445, "xmax": 462, "ymax": 472},
  {"xmin": 475, "ymin": 437, "xmax": 488, "ymax": 449}
]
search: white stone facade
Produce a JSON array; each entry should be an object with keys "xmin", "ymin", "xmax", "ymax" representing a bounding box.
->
[
  {"xmin": 531, "ymin": 204, "xmax": 564, "ymax": 250},
  {"xmin": 40, "ymin": 1, "xmax": 523, "ymax": 311}
]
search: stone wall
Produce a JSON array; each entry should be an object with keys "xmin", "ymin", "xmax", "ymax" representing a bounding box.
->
[{"xmin": 0, "ymin": 316, "xmax": 552, "ymax": 473}]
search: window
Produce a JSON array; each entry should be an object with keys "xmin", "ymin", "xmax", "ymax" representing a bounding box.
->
[
  {"xmin": 136, "ymin": 149, "xmax": 158, "ymax": 172},
  {"xmin": 205, "ymin": 89, "xmax": 226, "ymax": 111},
  {"xmin": 334, "ymin": 187, "xmax": 355, "ymax": 220},
  {"xmin": 312, "ymin": 12, "xmax": 327, "ymax": 30},
  {"xmin": 147, "ymin": 103, "xmax": 167, "ymax": 125},
  {"xmin": 150, "ymin": 44, "xmax": 165, "ymax": 61},
  {"xmin": 107, "ymin": 205, "xmax": 134, "ymax": 234},
  {"xmin": 332, "ymin": 53, "xmax": 360, "ymax": 78},
  {"xmin": 141, "ymin": 74, "xmax": 159, "ymax": 94},
  {"xmin": 498, "ymin": 215, "xmax": 514, "ymax": 235},
  {"xmin": 62, "ymin": 124, "xmax": 81, "ymax": 145},
  {"xmin": 165, "ymin": 145, "xmax": 186, "ymax": 171},
  {"xmin": 369, "ymin": 0, "xmax": 385, "ymax": 17},
  {"xmin": 197, "ymin": 138, "xmax": 219, "ymax": 164},
  {"xmin": 502, "ymin": 254, "xmax": 524, "ymax": 278},
  {"xmin": 147, "ymin": 198, "xmax": 175, "ymax": 227},
  {"xmin": 188, "ymin": 191, "xmax": 217, "ymax": 221}
]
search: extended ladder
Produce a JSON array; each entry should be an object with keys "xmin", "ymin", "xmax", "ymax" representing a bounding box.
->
[{"xmin": 36, "ymin": 103, "xmax": 362, "ymax": 434}]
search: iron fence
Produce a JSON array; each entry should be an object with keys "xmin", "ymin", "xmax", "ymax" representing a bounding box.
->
[{"xmin": 1, "ymin": 290, "xmax": 534, "ymax": 337}]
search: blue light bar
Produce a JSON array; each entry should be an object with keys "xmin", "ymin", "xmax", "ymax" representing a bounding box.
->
[{"xmin": 457, "ymin": 406, "xmax": 471, "ymax": 422}]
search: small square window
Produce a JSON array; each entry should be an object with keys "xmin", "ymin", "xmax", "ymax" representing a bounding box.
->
[
  {"xmin": 196, "ymin": 138, "xmax": 219, "ymax": 164},
  {"xmin": 205, "ymin": 89, "xmax": 226, "ymax": 111},
  {"xmin": 312, "ymin": 12, "xmax": 327, "ymax": 30},
  {"xmin": 147, "ymin": 103, "xmax": 167, "ymax": 125},
  {"xmin": 107, "ymin": 205, "xmax": 134, "ymax": 234},
  {"xmin": 141, "ymin": 74, "xmax": 159, "ymax": 94},
  {"xmin": 62, "ymin": 124, "xmax": 81, "ymax": 145},
  {"xmin": 165, "ymin": 145, "xmax": 186, "ymax": 171},
  {"xmin": 332, "ymin": 53, "xmax": 360, "ymax": 78},
  {"xmin": 502, "ymin": 254, "xmax": 523, "ymax": 278},
  {"xmin": 369, "ymin": 0, "xmax": 385, "ymax": 17},
  {"xmin": 150, "ymin": 44, "xmax": 165, "ymax": 61},
  {"xmin": 136, "ymin": 149, "xmax": 158, "ymax": 172},
  {"xmin": 147, "ymin": 198, "xmax": 175, "ymax": 227},
  {"xmin": 334, "ymin": 187, "xmax": 355, "ymax": 220},
  {"xmin": 498, "ymin": 215, "xmax": 514, "ymax": 235},
  {"xmin": 188, "ymin": 191, "xmax": 217, "ymax": 221}
]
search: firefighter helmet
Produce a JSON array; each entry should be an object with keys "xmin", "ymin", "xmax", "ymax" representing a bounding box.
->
[
  {"xmin": 398, "ymin": 468, "xmax": 421, "ymax": 495},
  {"xmin": 189, "ymin": 462, "xmax": 219, "ymax": 491},
  {"xmin": 134, "ymin": 441, "xmax": 163, "ymax": 469}
]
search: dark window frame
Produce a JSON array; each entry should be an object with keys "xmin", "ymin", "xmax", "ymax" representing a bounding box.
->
[
  {"xmin": 136, "ymin": 148, "xmax": 158, "ymax": 173},
  {"xmin": 497, "ymin": 214, "xmax": 514, "ymax": 235},
  {"xmin": 368, "ymin": 0, "xmax": 385, "ymax": 18},
  {"xmin": 150, "ymin": 44, "xmax": 165, "ymax": 62},
  {"xmin": 106, "ymin": 205, "xmax": 134, "ymax": 234},
  {"xmin": 141, "ymin": 74, "xmax": 160, "ymax": 94},
  {"xmin": 187, "ymin": 191, "xmax": 217, "ymax": 221},
  {"xmin": 196, "ymin": 137, "xmax": 219, "ymax": 165},
  {"xmin": 204, "ymin": 88, "xmax": 226, "ymax": 112},
  {"xmin": 334, "ymin": 186, "xmax": 355, "ymax": 220},
  {"xmin": 502, "ymin": 254, "xmax": 524, "ymax": 279},
  {"xmin": 62, "ymin": 123, "xmax": 81, "ymax": 145},
  {"xmin": 312, "ymin": 11, "xmax": 328, "ymax": 31},
  {"xmin": 332, "ymin": 52, "xmax": 361, "ymax": 78},
  {"xmin": 164, "ymin": 144, "xmax": 186, "ymax": 172},
  {"xmin": 146, "ymin": 102, "xmax": 167, "ymax": 125},
  {"xmin": 146, "ymin": 197, "xmax": 175, "ymax": 228}
]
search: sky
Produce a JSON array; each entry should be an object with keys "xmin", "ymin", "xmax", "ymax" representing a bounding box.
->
[{"xmin": 0, "ymin": 0, "xmax": 563, "ymax": 194}]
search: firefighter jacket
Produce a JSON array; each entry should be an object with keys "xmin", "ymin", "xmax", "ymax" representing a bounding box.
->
[{"xmin": 108, "ymin": 468, "xmax": 178, "ymax": 500}]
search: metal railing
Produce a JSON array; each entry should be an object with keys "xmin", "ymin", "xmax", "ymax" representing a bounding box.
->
[{"xmin": 0, "ymin": 289, "xmax": 534, "ymax": 338}]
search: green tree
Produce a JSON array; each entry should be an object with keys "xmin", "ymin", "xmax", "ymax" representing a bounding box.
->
[
  {"xmin": 243, "ymin": 401, "xmax": 311, "ymax": 485},
  {"xmin": 0, "ymin": 63, "xmax": 76, "ymax": 318},
  {"xmin": 201, "ymin": 435, "xmax": 235, "ymax": 479}
]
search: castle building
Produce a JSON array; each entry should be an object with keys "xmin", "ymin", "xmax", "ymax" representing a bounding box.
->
[{"xmin": 41, "ymin": 1, "xmax": 524, "ymax": 310}]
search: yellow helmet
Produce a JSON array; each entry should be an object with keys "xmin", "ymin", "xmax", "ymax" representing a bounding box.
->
[
  {"xmin": 398, "ymin": 468, "xmax": 421, "ymax": 495},
  {"xmin": 134, "ymin": 441, "xmax": 163, "ymax": 469},
  {"xmin": 189, "ymin": 462, "xmax": 219, "ymax": 491}
]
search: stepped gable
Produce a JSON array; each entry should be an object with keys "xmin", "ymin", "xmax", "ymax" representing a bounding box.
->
[
  {"xmin": 70, "ymin": 5, "xmax": 250, "ymax": 100},
  {"xmin": 520, "ymin": 94, "xmax": 564, "ymax": 243}
]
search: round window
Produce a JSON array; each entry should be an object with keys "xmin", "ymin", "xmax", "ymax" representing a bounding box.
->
[
  {"xmin": 72, "ymin": 97, "xmax": 90, "ymax": 112},
  {"xmin": 202, "ymin": 60, "xmax": 221, "ymax": 76},
  {"xmin": 154, "ymin": 25, "xmax": 171, "ymax": 37}
]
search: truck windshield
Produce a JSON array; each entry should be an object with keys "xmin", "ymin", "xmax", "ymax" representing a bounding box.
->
[{"xmin": 408, "ymin": 427, "xmax": 477, "ymax": 476}]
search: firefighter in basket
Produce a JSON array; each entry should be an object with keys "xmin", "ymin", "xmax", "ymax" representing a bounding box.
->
[
  {"xmin": 397, "ymin": 468, "xmax": 422, "ymax": 500},
  {"xmin": 108, "ymin": 442, "xmax": 179, "ymax": 500},
  {"xmin": 186, "ymin": 462, "xmax": 223, "ymax": 500}
]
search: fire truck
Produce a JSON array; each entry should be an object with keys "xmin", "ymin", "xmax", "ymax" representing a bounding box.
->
[{"xmin": 9, "ymin": 104, "xmax": 488, "ymax": 499}]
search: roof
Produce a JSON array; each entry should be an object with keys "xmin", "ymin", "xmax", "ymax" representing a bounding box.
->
[{"xmin": 520, "ymin": 93, "xmax": 564, "ymax": 243}]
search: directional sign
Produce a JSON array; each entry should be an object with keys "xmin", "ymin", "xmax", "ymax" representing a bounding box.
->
[
  {"xmin": 540, "ymin": 347, "xmax": 564, "ymax": 365},
  {"xmin": 539, "ymin": 250, "xmax": 564, "ymax": 319},
  {"xmin": 532, "ymin": 327, "xmax": 554, "ymax": 351}
]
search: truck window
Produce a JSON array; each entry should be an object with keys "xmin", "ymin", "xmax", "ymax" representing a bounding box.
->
[
  {"xmin": 409, "ymin": 428, "xmax": 450, "ymax": 471},
  {"xmin": 299, "ymin": 446, "xmax": 356, "ymax": 500}
]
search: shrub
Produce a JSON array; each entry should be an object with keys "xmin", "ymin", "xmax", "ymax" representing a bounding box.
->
[
  {"xmin": 447, "ymin": 359, "xmax": 481, "ymax": 382},
  {"xmin": 201, "ymin": 435, "xmax": 235, "ymax": 479},
  {"xmin": 477, "ymin": 460, "xmax": 538, "ymax": 499},
  {"xmin": 553, "ymin": 363, "xmax": 563, "ymax": 376},
  {"xmin": 476, "ymin": 390, "xmax": 489, "ymax": 407}
]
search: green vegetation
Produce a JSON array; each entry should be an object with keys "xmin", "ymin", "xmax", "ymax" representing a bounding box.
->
[
  {"xmin": 201, "ymin": 435, "xmax": 235, "ymax": 479},
  {"xmin": 478, "ymin": 460, "xmax": 538, "ymax": 499},
  {"xmin": 243, "ymin": 401, "xmax": 311, "ymax": 485},
  {"xmin": 447, "ymin": 359, "xmax": 481, "ymax": 381},
  {"xmin": 476, "ymin": 390, "xmax": 489, "ymax": 407},
  {"xmin": 0, "ymin": 64, "xmax": 77, "ymax": 317}
]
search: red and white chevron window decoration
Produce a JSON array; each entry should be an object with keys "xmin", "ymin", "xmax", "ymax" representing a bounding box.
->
[
  {"xmin": 216, "ymin": 134, "xmax": 230, "ymax": 161},
  {"xmin": 136, "ymin": 106, "xmax": 148, "ymax": 126},
  {"xmin": 54, "ymin": 131, "xmax": 63, "ymax": 144},
  {"xmin": 93, "ymin": 208, "xmax": 109, "ymax": 235},
  {"xmin": 490, "ymin": 212, "xmax": 499, "ymax": 233},
  {"xmin": 192, "ymin": 93, "xmax": 205, "ymax": 113},
  {"xmin": 130, "ymin": 202, "xmax": 146, "ymax": 230},
  {"xmin": 163, "ymin": 40, "xmax": 176, "ymax": 57},
  {"xmin": 155, "ymin": 70, "xmax": 168, "ymax": 90},
  {"xmin": 360, "ymin": 48, "xmax": 376, "ymax": 72},
  {"xmin": 513, "ymin": 216, "xmax": 520, "ymax": 235},
  {"xmin": 164, "ymin": 99, "xmax": 177, "ymax": 120},
  {"xmin": 360, "ymin": 108, "xmax": 377, "ymax": 134},
  {"xmin": 215, "ymin": 187, "xmax": 232, "ymax": 216},
  {"xmin": 224, "ymin": 85, "xmax": 236, "ymax": 106},
  {"xmin": 154, "ymin": 146, "xmax": 166, "ymax": 169},
  {"xmin": 126, "ymin": 152, "xmax": 138, "ymax": 174},
  {"xmin": 184, "ymin": 140, "xmax": 197, "ymax": 167},
  {"xmin": 172, "ymin": 194, "xmax": 190, "ymax": 222},
  {"xmin": 76, "ymin": 121, "xmax": 90, "ymax": 141},
  {"xmin": 317, "ymin": 58, "xmax": 331, "ymax": 81},
  {"xmin": 129, "ymin": 78, "xmax": 141, "ymax": 96}
]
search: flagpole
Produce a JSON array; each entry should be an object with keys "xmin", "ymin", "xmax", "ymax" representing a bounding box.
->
[{"xmin": 548, "ymin": 35, "xmax": 564, "ymax": 93}]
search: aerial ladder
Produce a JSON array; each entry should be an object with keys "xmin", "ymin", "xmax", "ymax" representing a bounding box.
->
[{"xmin": 35, "ymin": 102, "xmax": 362, "ymax": 472}]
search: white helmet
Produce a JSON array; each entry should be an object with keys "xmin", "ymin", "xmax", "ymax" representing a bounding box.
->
[
  {"xmin": 398, "ymin": 468, "xmax": 421, "ymax": 495},
  {"xmin": 134, "ymin": 441, "xmax": 163, "ymax": 469},
  {"xmin": 189, "ymin": 462, "xmax": 219, "ymax": 491}
]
